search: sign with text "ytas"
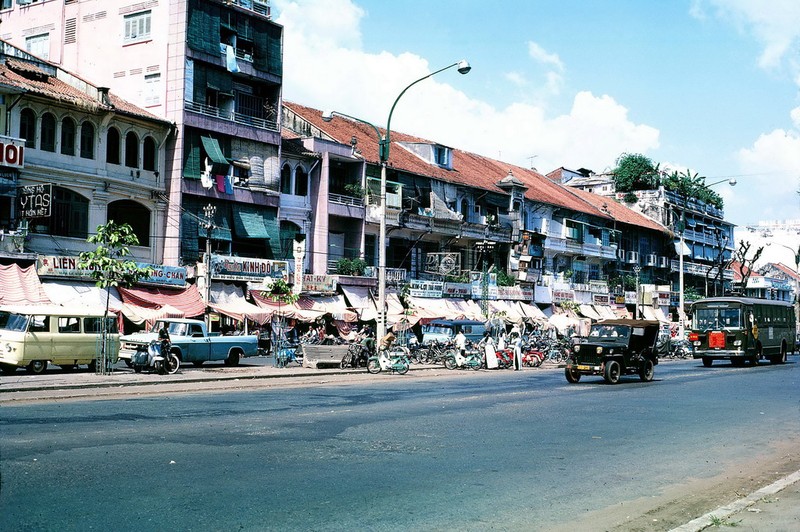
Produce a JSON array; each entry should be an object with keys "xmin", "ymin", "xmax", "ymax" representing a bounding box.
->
[{"xmin": 17, "ymin": 183, "xmax": 51, "ymax": 218}]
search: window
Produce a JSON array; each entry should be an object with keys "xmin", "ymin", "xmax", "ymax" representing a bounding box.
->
[
  {"xmin": 106, "ymin": 127, "xmax": 120, "ymax": 164},
  {"xmin": 1, "ymin": 0, "xmax": 12, "ymax": 11},
  {"xmin": 19, "ymin": 108, "xmax": 36, "ymax": 148},
  {"xmin": 108, "ymin": 200, "xmax": 150, "ymax": 245},
  {"xmin": 30, "ymin": 186, "xmax": 88, "ymax": 238},
  {"xmin": 124, "ymin": 11, "xmax": 151, "ymax": 43},
  {"xmin": 125, "ymin": 131, "xmax": 139, "ymax": 168},
  {"xmin": 58, "ymin": 317, "xmax": 81, "ymax": 333},
  {"xmin": 40, "ymin": 112, "xmax": 56, "ymax": 152},
  {"xmin": 144, "ymin": 73, "xmax": 161, "ymax": 106},
  {"xmin": 80, "ymin": 122, "xmax": 94, "ymax": 159},
  {"xmin": 142, "ymin": 136, "xmax": 156, "ymax": 171},
  {"xmin": 434, "ymin": 145, "xmax": 451, "ymax": 167},
  {"xmin": 280, "ymin": 164, "xmax": 292, "ymax": 194},
  {"xmin": 61, "ymin": 117, "xmax": 75, "ymax": 156},
  {"xmin": 294, "ymin": 167, "xmax": 308, "ymax": 196},
  {"xmin": 25, "ymin": 33, "xmax": 49, "ymax": 60},
  {"xmin": 566, "ymin": 220, "xmax": 583, "ymax": 243}
]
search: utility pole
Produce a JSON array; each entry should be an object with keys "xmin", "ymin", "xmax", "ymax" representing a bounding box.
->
[{"xmin": 202, "ymin": 204, "xmax": 216, "ymax": 330}]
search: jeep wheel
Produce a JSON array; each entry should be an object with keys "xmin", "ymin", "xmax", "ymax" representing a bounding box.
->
[
  {"xmin": 639, "ymin": 359, "xmax": 654, "ymax": 382},
  {"xmin": 565, "ymin": 367, "xmax": 581, "ymax": 383},
  {"xmin": 603, "ymin": 360, "xmax": 621, "ymax": 384}
]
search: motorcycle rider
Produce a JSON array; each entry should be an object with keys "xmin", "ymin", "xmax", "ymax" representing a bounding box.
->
[{"xmin": 158, "ymin": 325, "xmax": 172, "ymax": 370}]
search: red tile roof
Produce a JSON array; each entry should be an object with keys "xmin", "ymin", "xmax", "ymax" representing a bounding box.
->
[
  {"xmin": 285, "ymin": 101, "xmax": 669, "ymax": 234},
  {"xmin": 0, "ymin": 45, "xmax": 170, "ymax": 125}
]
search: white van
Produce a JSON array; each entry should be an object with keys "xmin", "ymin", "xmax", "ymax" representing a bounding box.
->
[{"xmin": 0, "ymin": 305, "xmax": 119, "ymax": 374}]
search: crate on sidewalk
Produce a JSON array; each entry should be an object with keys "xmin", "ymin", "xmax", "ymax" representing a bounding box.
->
[{"xmin": 299, "ymin": 344, "xmax": 350, "ymax": 369}]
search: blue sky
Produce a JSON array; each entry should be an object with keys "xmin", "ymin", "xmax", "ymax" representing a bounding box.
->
[{"xmin": 273, "ymin": 0, "xmax": 800, "ymax": 231}]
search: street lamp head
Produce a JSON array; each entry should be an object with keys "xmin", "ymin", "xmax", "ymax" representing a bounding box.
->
[
  {"xmin": 456, "ymin": 60, "xmax": 471, "ymax": 75},
  {"xmin": 321, "ymin": 110, "xmax": 333, "ymax": 122},
  {"xmin": 728, "ymin": 178, "xmax": 737, "ymax": 186}
]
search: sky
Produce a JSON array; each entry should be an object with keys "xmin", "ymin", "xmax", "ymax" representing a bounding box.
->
[{"xmin": 272, "ymin": 0, "xmax": 800, "ymax": 234}]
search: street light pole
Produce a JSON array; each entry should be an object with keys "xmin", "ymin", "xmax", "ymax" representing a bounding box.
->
[
  {"xmin": 676, "ymin": 178, "xmax": 736, "ymax": 339},
  {"xmin": 633, "ymin": 265, "xmax": 641, "ymax": 319},
  {"xmin": 322, "ymin": 59, "xmax": 471, "ymax": 342},
  {"xmin": 202, "ymin": 204, "xmax": 216, "ymax": 330}
]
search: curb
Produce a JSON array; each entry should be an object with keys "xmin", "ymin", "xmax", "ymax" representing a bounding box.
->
[{"xmin": 669, "ymin": 469, "xmax": 800, "ymax": 531}]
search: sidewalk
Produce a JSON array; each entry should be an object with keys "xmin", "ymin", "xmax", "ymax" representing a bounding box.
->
[{"xmin": 2, "ymin": 359, "xmax": 799, "ymax": 532}]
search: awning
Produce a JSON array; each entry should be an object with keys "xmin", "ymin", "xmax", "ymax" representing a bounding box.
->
[
  {"xmin": 307, "ymin": 294, "xmax": 358, "ymax": 322},
  {"xmin": 233, "ymin": 205, "xmax": 270, "ymax": 239},
  {"xmin": 405, "ymin": 296, "xmax": 451, "ymax": 320},
  {"xmin": 640, "ymin": 306, "xmax": 658, "ymax": 321},
  {"xmin": 117, "ymin": 285, "xmax": 206, "ymax": 319},
  {"xmin": 209, "ymin": 282, "xmax": 271, "ymax": 325},
  {"xmin": 201, "ymin": 136, "xmax": 228, "ymax": 167},
  {"xmin": 517, "ymin": 301, "xmax": 548, "ymax": 321},
  {"xmin": 489, "ymin": 300, "xmax": 525, "ymax": 324},
  {"xmin": 0, "ymin": 264, "xmax": 51, "ymax": 305},
  {"xmin": 654, "ymin": 308, "xmax": 670, "ymax": 323},
  {"xmin": 593, "ymin": 305, "xmax": 617, "ymax": 319},
  {"xmin": 121, "ymin": 303, "xmax": 184, "ymax": 325},
  {"xmin": 578, "ymin": 304, "xmax": 602, "ymax": 320},
  {"xmin": 341, "ymin": 286, "xmax": 378, "ymax": 321},
  {"xmin": 249, "ymin": 291, "xmax": 326, "ymax": 322},
  {"xmin": 42, "ymin": 280, "xmax": 123, "ymax": 311}
]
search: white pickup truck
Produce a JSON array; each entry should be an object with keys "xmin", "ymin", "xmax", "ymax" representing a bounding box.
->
[{"xmin": 120, "ymin": 318, "xmax": 258, "ymax": 367}]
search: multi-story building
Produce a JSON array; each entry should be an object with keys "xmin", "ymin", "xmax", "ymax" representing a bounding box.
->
[
  {"xmin": 0, "ymin": 39, "xmax": 172, "ymax": 265},
  {"xmin": 283, "ymin": 102, "xmax": 672, "ymax": 317},
  {"xmin": 4, "ymin": 0, "xmax": 285, "ymax": 270}
]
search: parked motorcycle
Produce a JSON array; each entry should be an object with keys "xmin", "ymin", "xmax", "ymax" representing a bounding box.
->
[
  {"xmin": 131, "ymin": 339, "xmax": 180, "ymax": 375},
  {"xmin": 522, "ymin": 347, "xmax": 545, "ymax": 367},
  {"xmin": 444, "ymin": 349, "xmax": 482, "ymax": 370},
  {"xmin": 367, "ymin": 349, "xmax": 410, "ymax": 375}
]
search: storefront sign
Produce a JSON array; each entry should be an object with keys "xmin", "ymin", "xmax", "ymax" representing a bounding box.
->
[
  {"xmin": 302, "ymin": 274, "xmax": 337, "ymax": 294},
  {"xmin": 657, "ymin": 292, "xmax": 671, "ymax": 306},
  {"xmin": 470, "ymin": 272, "xmax": 498, "ymax": 300},
  {"xmin": 443, "ymin": 282, "xmax": 471, "ymax": 297},
  {"xmin": 497, "ymin": 285, "xmax": 534, "ymax": 301},
  {"xmin": 409, "ymin": 279, "xmax": 444, "ymax": 298},
  {"xmin": 37, "ymin": 255, "xmax": 187, "ymax": 287},
  {"xmin": 592, "ymin": 293, "xmax": 610, "ymax": 305},
  {"xmin": 17, "ymin": 183, "xmax": 51, "ymax": 218},
  {"xmin": 552, "ymin": 289, "xmax": 575, "ymax": 303},
  {"xmin": 0, "ymin": 135, "xmax": 25, "ymax": 169},
  {"xmin": 210, "ymin": 255, "xmax": 288, "ymax": 282}
]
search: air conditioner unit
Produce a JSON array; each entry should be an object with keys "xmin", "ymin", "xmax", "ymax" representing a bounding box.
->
[
  {"xmin": 617, "ymin": 248, "xmax": 627, "ymax": 260},
  {"xmin": 626, "ymin": 251, "xmax": 639, "ymax": 264},
  {"xmin": 658, "ymin": 256, "xmax": 670, "ymax": 268},
  {"xmin": 645, "ymin": 254, "xmax": 657, "ymax": 266},
  {"xmin": 253, "ymin": 1, "xmax": 271, "ymax": 16}
]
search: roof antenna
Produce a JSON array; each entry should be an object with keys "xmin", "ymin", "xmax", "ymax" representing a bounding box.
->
[{"xmin": 527, "ymin": 155, "xmax": 538, "ymax": 169}]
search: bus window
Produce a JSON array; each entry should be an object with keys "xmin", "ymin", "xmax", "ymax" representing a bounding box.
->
[
  {"xmin": 58, "ymin": 317, "xmax": 81, "ymax": 333},
  {"xmin": 30, "ymin": 316, "xmax": 49, "ymax": 332}
]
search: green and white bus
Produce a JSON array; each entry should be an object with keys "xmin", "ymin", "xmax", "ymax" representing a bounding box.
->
[{"xmin": 689, "ymin": 297, "xmax": 795, "ymax": 367}]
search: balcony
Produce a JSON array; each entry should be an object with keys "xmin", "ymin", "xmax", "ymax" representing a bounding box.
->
[
  {"xmin": 329, "ymin": 193, "xmax": 364, "ymax": 207},
  {"xmin": 184, "ymin": 100, "xmax": 278, "ymax": 132},
  {"xmin": 226, "ymin": 0, "xmax": 271, "ymax": 18}
]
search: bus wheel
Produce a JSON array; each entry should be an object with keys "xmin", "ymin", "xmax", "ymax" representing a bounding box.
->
[
  {"xmin": 27, "ymin": 360, "xmax": 48, "ymax": 374},
  {"xmin": 771, "ymin": 344, "xmax": 787, "ymax": 364},
  {"xmin": 702, "ymin": 357, "xmax": 712, "ymax": 367}
]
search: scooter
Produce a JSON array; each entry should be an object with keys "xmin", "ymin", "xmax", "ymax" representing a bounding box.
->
[
  {"xmin": 367, "ymin": 349, "xmax": 409, "ymax": 375},
  {"xmin": 444, "ymin": 349, "xmax": 482, "ymax": 370},
  {"xmin": 131, "ymin": 339, "xmax": 180, "ymax": 375},
  {"xmin": 522, "ymin": 347, "xmax": 545, "ymax": 367}
]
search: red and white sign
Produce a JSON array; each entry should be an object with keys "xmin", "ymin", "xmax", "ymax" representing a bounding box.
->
[{"xmin": 0, "ymin": 136, "xmax": 25, "ymax": 169}]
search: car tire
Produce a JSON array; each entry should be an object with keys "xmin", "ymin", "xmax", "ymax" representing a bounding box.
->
[
  {"xmin": 603, "ymin": 360, "xmax": 621, "ymax": 384},
  {"xmin": 565, "ymin": 367, "xmax": 581, "ymax": 383},
  {"xmin": 702, "ymin": 357, "xmax": 713, "ymax": 367},
  {"xmin": 639, "ymin": 359, "xmax": 654, "ymax": 382},
  {"xmin": 27, "ymin": 360, "xmax": 47, "ymax": 375},
  {"xmin": 224, "ymin": 351, "xmax": 240, "ymax": 367}
]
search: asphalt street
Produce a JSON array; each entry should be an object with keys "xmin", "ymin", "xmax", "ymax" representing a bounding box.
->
[{"xmin": 1, "ymin": 357, "xmax": 798, "ymax": 531}]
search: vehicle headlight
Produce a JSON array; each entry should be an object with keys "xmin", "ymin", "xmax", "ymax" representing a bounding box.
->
[
  {"xmin": 574, "ymin": 345, "xmax": 581, "ymax": 352},
  {"xmin": 596, "ymin": 346, "xmax": 603, "ymax": 354},
  {"xmin": 734, "ymin": 340, "xmax": 742, "ymax": 346}
]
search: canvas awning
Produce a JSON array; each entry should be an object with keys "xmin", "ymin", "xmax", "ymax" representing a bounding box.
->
[
  {"xmin": 640, "ymin": 306, "xmax": 658, "ymax": 321},
  {"xmin": 209, "ymin": 282, "xmax": 271, "ymax": 325},
  {"xmin": 117, "ymin": 284, "xmax": 207, "ymax": 320},
  {"xmin": 517, "ymin": 301, "xmax": 548, "ymax": 321},
  {"xmin": 593, "ymin": 305, "xmax": 618, "ymax": 320},
  {"xmin": 0, "ymin": 264, "xmax": 51, "ymax": 305},
  {"xmin": 578, "ymin": 304, "xmax": 602, "ymax": 320},
  {"xmin": 201, "ymin": 135, "xmax": 229, "ymax": 170},
  {"xmin": 307, "ymin": 294, "xmax": 358, "ymax": 322},
  {"xmin": 121, "ymin": 303, "xmax": 185, "ymax": 325},
  {"xmin": 249, "ymin": 291, "xmax": 326, "ymax": 322},
  {"xmin": 41, "ymin": 280, "xmax": 123, "ymax": 312},
  {"xmin": 341, "ymin": 285, "xmax": 378, "ymax": 321},
  {"xmin": 405, "ymin": 296, "xmax": 451, "ymax": 320}
]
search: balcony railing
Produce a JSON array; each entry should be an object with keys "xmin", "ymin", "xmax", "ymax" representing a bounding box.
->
[
  {"xmin": 226, "ymin": 0, "xmax": 271, "ymax": 18},
  {"xmin": 184, "ymin": 100, "xmax": 278, "ymax": 132},
  {"xmin": 329, "ymin": 193, "xmax": 364, "ymax": 207}
]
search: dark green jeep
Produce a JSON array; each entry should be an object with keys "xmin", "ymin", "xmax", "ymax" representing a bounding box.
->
[{"xmin": 565, "ymin": 319, "xmax": 660, "ymax": 384}]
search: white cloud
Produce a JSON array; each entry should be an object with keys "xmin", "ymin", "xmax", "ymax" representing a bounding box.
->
[
  {"xmin": 275, "ymin": 0, "xmax": 659, "ymax": 177},
  {"xmin": 692, "ymin": 0, "xmax": 800, "ymax": 70},
  {"xmin": 527, "ymin": 41, "xmax": 565, "ymax": 72},
  {"xmin": 730, "ymin": 128, "xmax": 800, "ymax": 223}
]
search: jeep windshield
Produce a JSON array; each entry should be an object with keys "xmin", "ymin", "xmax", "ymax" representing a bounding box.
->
[{"xmin": 587, "ymin": 324, "xmax": 630, "ymax": 341}]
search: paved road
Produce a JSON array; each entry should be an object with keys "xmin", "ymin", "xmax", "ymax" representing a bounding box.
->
[{"xmin": 1, "ymin": 358, "xmax": 798, "ymax": 531}]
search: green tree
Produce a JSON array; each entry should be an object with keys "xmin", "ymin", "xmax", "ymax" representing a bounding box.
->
[
  {"xmin": 78, "ymin": 221, "xmax": 154, "ymax": 374},
  {"xmin": 611, "ymin": 153, "xmax": 661, "ymax": 192}
]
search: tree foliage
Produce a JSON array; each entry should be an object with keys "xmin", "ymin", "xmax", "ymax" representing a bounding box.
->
[
  {"xmin": 612, "ymin": 153, "xmax": 724, "ymax": 208},
  {"xmin": 731, "ymin": 240, "xmax": 764, "ymax": 295},
  {"xmin": 78, "ymin": 221, "xmax": 153, "ymax": 289}
]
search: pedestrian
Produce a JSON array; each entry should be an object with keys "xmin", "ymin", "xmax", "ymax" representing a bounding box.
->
[{"xmin": 454, "ymin": 329, "xmax": 467, "ymax": 366}]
